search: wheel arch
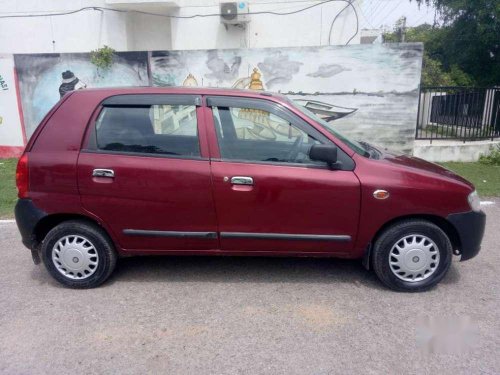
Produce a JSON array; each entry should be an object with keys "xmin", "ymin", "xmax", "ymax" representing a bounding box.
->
[
  {"xmin": 33, "ymin": 213, "xmax": 117, "ymax": 250},
  {"xmin": 363, "ymin": 214, "xmax": 461, "ymax": 270}
]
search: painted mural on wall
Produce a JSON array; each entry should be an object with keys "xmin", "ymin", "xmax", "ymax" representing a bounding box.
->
[
  {"xmin": 151, "ymin": 44, "xmax": 423, "ymax": 152},
  {"xmin": 14, "ymin": 52, "xmax": 149, "ymax": 138},
  {"xmin": 0, "ymin": 54, "xmax": 24, "ymax": 152},
  {"xmin": 11, "ymin": 44, "xmax": 423, "ymax": 152}
]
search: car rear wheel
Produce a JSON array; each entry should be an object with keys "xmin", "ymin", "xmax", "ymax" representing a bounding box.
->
[
  {"xmin": 372, "ymin": 220, "xmax": 452, "ymax": 292},
  {"xmin": 41, "ymin": 220, "xmax": 117, "ymax": 288}
]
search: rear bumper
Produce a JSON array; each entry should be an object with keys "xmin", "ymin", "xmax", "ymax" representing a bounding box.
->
[
  {"xmin": 15, "ymin": 199, "xmax": 47, "ymax": 250},
  {"xmin": 447, "ymin": 210, "xmax": 486, "ymax": 261}
]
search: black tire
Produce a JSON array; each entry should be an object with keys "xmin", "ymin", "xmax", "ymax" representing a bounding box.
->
[
  {"xmin": 41, "ymin": 220, "xmax": 117, "ymax": 288},
  {"xmin": 372, "ymin": 220, "xmax": 452, "ymax": 292}
]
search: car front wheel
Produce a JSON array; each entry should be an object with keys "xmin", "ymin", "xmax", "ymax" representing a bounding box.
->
[
  {"xmin": 372, "ymin": 220, "xmax": 453, "ymax": 292},
  {"xmin": 41, "ymin": 220, "xmax": 117, "ymax": 288}
]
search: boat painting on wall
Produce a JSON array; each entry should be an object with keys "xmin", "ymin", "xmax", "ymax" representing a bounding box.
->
[
  {"xmin": 293, "ymin": 99, "xmax": 358, "ymax": 122},
  {"xmin": 150, "ymin": 44, "xmax": 423, "ymax": 152},
  {"xmin": 229, "ymin": 69, "xmax": 359, "ymax": 123},
  {"xmin": 182, "ymin": 67, "xmax": 359, "ymax": 124}
]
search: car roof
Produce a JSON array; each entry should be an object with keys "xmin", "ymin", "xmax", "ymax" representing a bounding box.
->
[{"xmin": 72, "ymin": 86, "xmax": 289, "ymax": 102}]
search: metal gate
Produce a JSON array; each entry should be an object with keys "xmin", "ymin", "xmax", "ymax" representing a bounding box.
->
[{"xmin": 416, "ymin": 86, "xmax": 500, "ymax": 142}]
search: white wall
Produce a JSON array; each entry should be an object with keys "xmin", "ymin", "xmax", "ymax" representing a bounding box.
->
[
  {"xmin": 0, "ymin": 0, "xmax": 171, "ymax": 52},
  {"xmin": 414, "ymin": 139, "xmax": 500, "ymax": 162},
  {"xmin": 171, "ymin": 0, "xmax": 361, "ymax": 50},
  {"xmin": 0, "ymin": 54, "xmax": 24, "ymax": 150},
  {"xmin": 0, "ymin": 0, "xmax": 360, "ymax": 53},
  {"xmin": 0, "ymin": 0, "xmax": 362, "ymax": 157},
  {"xmin": 126, "ymin": 12, "xmax": 172, "ymax": 51}
]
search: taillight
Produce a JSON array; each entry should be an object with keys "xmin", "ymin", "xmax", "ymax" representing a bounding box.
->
[{"xmin": 16, "ymin": 153, "xmax": 29, "ymax": 199}]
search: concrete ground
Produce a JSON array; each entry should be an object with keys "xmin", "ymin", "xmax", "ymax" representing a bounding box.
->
[{"xmin": 0, "ymin": 200, "xmax": 499, "ymax": 374}]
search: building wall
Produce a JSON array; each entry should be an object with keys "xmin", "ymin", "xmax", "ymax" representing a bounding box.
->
[
  {"xmin": 170, "ymin": 0, "xmax": 360, "ymax": 50},
  {"xmin": 0, "ymin": 0, "xmax": 171, "ymax": 53},
  {"xmin": 12, "ymin": 43, "xmax": 423, "ymax": 154},
  {"xmin": 0, "ymin": 54, "xmax": 24, "ymax": 157},
  {"xmin": 15, "ymin": 52, "xmax": 150, "ymax": 138},
  {"xmin": 0, "ymin": 0, "xmax": 360, "ymax": 53},
  {"xmin": 150, "ymin": 43, "xmax": 422, "ymax": 152},
  {"xmin": 3, "ymin": 0, "xmax": 420, "ymax": 157}
]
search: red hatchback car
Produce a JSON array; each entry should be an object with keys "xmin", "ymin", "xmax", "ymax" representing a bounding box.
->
[{"xmin": 15, "ymin": 87, "xmax": 485, "ymax": 291}]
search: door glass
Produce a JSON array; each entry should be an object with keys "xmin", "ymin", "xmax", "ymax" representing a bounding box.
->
[
  {"xmin": 213, "ymin": 106, "xmax": 321, "ymax": 164},
  {"xmin": 151, "ymin": 104, "xmax": 198, "ymax": 136},
  {"xmin": 95, "ymin": 105, "xmax": 200, "ymax": 157}
]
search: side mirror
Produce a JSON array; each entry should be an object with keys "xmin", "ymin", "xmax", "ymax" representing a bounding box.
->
[{"xmin": 309, "ymin": 144, "xmax": 340, "ymax": 168}]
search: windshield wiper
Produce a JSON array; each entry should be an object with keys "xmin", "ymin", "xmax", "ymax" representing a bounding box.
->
[{"xmin": 359, "ymin": 141, "xmax": 381, "ymax": 159}]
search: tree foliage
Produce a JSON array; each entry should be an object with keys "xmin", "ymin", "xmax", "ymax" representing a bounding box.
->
[{"xmin": 384, "ymin": 0, "xmax": 499, "ymax": 86}]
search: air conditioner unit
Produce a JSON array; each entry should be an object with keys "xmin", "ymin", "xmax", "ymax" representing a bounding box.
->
[{"xmin": 220, "ymin": 2, "xmax": 250, "ymax": 25}]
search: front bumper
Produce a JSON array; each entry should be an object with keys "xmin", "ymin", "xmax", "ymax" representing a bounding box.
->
[{"xmin": 447, "ymin": 210, "xmax": 486, "ymax": 261}]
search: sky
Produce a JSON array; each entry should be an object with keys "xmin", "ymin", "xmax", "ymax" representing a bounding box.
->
[{"xmin": 359, "ymin": 0, "xmax": 437, "ymax": 30}]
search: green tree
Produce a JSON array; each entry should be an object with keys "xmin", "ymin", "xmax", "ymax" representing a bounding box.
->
[
  {"xmin": 421, "ymin": 55, "xmax": 454, "ymax": 86},
  {"xmin": 384, "ymin": 1, "xmax": 499, "ymax": 86},
  {"xmin": 384, "ymin": 24, "xmax": 471, "ymax": 86}
]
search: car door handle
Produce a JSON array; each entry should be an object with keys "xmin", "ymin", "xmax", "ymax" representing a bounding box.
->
[
  {"xmin": 92, "ymin": 169, "xmax": 115, "ymax": 178},
  {"xmin": 231, "ymin": 176, "xmax": 253, "ymax": 185}
]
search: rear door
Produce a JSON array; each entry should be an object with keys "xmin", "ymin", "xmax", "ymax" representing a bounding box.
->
[
  {"xmin": 205, "ymin": 96, "xmax": 361, "ymax": 255},
  {"xmin": 78, "ymin": 94, "xmax": 219, "ymax": 252}
]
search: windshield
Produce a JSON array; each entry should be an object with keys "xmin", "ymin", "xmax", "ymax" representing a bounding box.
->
[{"xmin": 287, "ymin": 98, "xmax": 370, "ymax": 158}]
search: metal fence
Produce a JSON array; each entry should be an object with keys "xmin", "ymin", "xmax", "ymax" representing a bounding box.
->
[{"xmin": 416, "ymin": 86, "xmax": 500, "ymax": 142}]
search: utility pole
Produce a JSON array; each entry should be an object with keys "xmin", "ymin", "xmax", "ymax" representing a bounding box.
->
[
  {"xmin": 395, "ymin": 16, "xmax": 408, "ymax": 42},
  {"xmin": 401, "ymin": 16, "xmax": 407, "ymax": 42}
]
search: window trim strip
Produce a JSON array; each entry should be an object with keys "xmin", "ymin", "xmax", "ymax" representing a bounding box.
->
[
  {"xmin": 81, "ymin": 149, "xmax": 209, "ymax": 161},
  {"xmin": 102, "ymin": 94, "xmax": 202, "ymax": 106},
  {"xmin": 209, "ymin": 158, "xmax": 329, "ymax": 169}
]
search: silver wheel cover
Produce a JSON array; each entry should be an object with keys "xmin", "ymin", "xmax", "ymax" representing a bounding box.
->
[
  {"xmin": 52, "ymin": 235, "xmax": 99, "ymax": 280},
  {"xmin": 389, "ymin": 234, "xmax": 440, "ymax": 282}
]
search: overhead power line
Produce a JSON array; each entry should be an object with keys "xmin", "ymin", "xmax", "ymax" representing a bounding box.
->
[
  {"xmin": 0, "ymin": 1, "xmax": 349, "ymax": 20},
  {"xmin": 328, "ymin": 1, "xmax": 359, "ymax": 45},
  {"xmin": 366, "ymin": 0, "xmax": 384, "ymax": 20},
  {"xmin": 356, "ymin": 1, "xmax": 376, "ymax": 29},
  {"xmin": 370, "ymin": 0, "xmax": 393, "ymax": 26},
  {"xmin": 382, "ymin": 1, "xmax": 404, "ymax": 23},
  {"xmin": 0, "ymin": 1, "xmax": 359, "ymax": 46}
]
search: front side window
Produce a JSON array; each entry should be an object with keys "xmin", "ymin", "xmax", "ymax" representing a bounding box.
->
[
  {"xmin": 285, "ymin": 98, "xmax": 370, "ymax": 158},
  {"xmin": 95, "ymin": 104, "xmax": 200, "ymax": 157},
  {"xmin": 213, "ymin": 106, "xmax": 321, "ymax": 164}
]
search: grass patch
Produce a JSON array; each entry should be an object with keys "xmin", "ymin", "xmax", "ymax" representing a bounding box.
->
[
  {"xmin": 0, "ymin": 158, "xmax": 18, "ymax": 219},
  {"xmin": 441, "ymin": 162, "xmax": 500, "ymax": 197}
]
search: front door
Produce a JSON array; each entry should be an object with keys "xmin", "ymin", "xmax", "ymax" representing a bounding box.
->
[
  {"xmin": 78, "ymin": 94, "xmax": 218, "ymax": 252},
  {"xmin": 206, "ymin": 96, "xmax": 360, "ymax": 255}
]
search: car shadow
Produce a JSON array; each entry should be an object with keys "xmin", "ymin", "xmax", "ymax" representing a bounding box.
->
[
  {"xmin": 107, "ymin": 255, "xmax": 386, "ymax": 290},
  {"xmin": 30, "ymin": 254, "xmax": 461, "ymax": 291},
  {"xmin": 439, "ymin": 260, "xmax": 461, "ymax": 285}
]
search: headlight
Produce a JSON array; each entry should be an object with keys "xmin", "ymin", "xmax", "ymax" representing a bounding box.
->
[{"xmin": 468, "ymin": 190, "xmax": 481, "ymax": 212}]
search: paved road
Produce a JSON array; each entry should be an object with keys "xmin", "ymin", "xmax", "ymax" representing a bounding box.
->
[{"xmin": 1, "ymin": 200, "xmax": 499, "ymax": 374}]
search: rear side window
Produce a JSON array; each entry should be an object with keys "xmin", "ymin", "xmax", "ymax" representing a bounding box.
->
[{"xmin": 95, "ymin": 104, "xmax": 200, "ymax": 157}]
